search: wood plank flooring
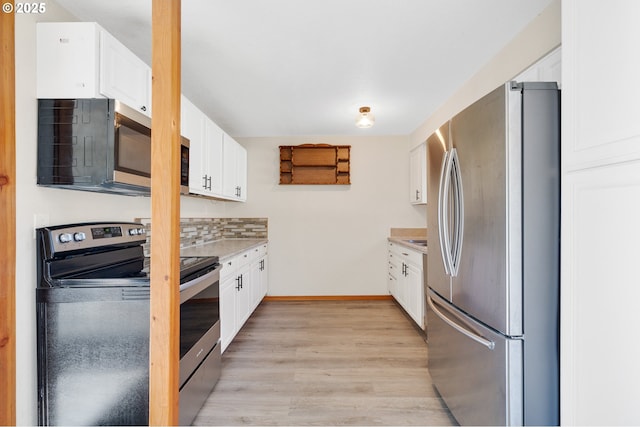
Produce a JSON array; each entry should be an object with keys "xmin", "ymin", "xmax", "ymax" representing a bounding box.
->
[{"xmin": 193, "ymin": 300, "xmax": 457, "ymax": 426}]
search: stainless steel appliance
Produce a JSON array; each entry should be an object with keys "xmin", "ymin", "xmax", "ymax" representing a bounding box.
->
[
  {"xmin": 426, "ymin": 81, "xmax": 560, "ymax": 426},
  {"xmin": 36, "ymin": 222, "xmax": 221, "ymax": 426},
  {"xmin": 37, "ymin": 99, "xmax": 190, "ymax": 196}
]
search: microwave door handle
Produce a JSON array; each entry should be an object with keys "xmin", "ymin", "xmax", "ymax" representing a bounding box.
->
[{"xmin": 427, "ymin": 293, "xmax": 495, "ymax": 350}]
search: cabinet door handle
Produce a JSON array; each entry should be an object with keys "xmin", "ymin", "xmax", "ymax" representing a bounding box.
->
[
  {"xmin": 207, "ymin": 176, "xmax": 212, "ymax": 190},
  {"xmin": 416, "ymin": 189, "xmax": 420, "ymax": 200},
  {"xmin": 140, "ymin": 105, "xmax": 147, "ymax": 112},
  {"xmin": 202, "ymin": 174, "xmax": 208, "ymax": 189},
  {"xmin": 235, "ymin": 276, "xmax": 241, "ymax": 291}
]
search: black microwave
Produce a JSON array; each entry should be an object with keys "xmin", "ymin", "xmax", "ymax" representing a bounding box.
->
[{"xmin": 37, "ymin": 98, "xmax": 190, "ymax": 196}]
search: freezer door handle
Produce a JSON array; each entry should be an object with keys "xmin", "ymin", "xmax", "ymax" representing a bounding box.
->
[
  {"xmin": 438, "ymin": 150, "xmax": 453, "ymax": 275},
  {"xmin": 449, "ymin": 148, "xmax": 464, "ymax": 277},
  {"xmin": 428, "ymin": 293, "xmax": 495, "ymax": 350}
]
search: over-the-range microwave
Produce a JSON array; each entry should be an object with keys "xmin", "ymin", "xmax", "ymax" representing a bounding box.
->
[{"xmin": 37, "ymin": 98, "xmax": 189, "ymax": 196}]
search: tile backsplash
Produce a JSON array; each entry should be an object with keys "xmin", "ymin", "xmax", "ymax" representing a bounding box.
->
[{"xmin": 136, "ymin": 217, "xmax": 268, "ymax": 256}]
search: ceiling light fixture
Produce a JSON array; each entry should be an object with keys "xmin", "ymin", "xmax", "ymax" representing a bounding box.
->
[{"xmin": 355, "ymin": 106, "xmax": 375, "ymax": 128}]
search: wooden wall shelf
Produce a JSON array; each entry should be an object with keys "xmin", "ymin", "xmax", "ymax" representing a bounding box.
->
[{"xmin": 279, "ymin": 144, "xmax": 350, "ymax": 185}]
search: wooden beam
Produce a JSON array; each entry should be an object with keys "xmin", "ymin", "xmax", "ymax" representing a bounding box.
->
[
  {"xmin": 0, "ymin": 2, "xmax": 16, "ymax": 425},
  {"xmin": 149, "ymin": 0, "xmax": 181, "ymax": 425}
]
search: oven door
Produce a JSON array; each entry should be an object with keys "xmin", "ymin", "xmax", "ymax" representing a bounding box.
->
[
  {"xmin": 178, "ymin": 264, "xmax": 221, "ymax": 425},
  {"xmin": 179, "ymin": 265, "xmax": 221, "ymax": 387}
]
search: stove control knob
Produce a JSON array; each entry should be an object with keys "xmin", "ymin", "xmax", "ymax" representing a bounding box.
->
[
  {"xmin": 137, "ymin": 228, "xmax": 146, "ymax": 235},
  {"xmin": 58, "ymin": 233, "xmax": 72, "ymax": 243},
  {"xmin": 129, "ymin": 228, "xmax": 139, "ymax": 236},
  {"xmin": 73, "ymin": 232, "xmax": 86, "ymax": 242}
]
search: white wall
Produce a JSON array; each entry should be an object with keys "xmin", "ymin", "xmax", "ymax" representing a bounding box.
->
[
  {"xmin": 14, "ymin": 7, "xmax": 226, "ymax": 424},
  {"xmin": 226, "ymin": 136, "xmax": 426, "ymax": 296}
]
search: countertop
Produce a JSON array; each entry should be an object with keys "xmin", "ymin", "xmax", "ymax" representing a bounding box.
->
[
  {"xmin": 388, "ymin": 227, "xmax": 427, "ymax": 254},
  {"xmin": 180, "ymin": 238, "xmax": 268, "ymax": 261},
  {"xmin": 387, "ymin": 236, "xmax": 428, "ymax": 254}
]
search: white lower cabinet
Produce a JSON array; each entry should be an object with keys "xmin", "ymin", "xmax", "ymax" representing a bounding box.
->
[
  {"xmin": 250, "ymin": 244, "xmax": 269, "ymax": 312},
  {"xmin": 387, "ymin": 241, "xmax": 425, "ymax": 329},
  {"xmin": 220, "ymin": 272, "xmax": 238, "ymax": 353},
  {"xmin": 220, "ymin": 244, "xmax": 268, "ymax": 353}
]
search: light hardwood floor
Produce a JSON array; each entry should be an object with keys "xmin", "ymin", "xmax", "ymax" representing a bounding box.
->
[{"xmin": 193, "ymin": 300, "xmax": 457, "ymax": 426}]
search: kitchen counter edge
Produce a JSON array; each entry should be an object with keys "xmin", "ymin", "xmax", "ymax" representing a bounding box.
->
[
  {"xmin": 181, "ymin": 238, "xmax": 268, "ymax": 261},
  {"xmin": 387, "ymin": 237, "xmax": 427, "ymax": 254}
]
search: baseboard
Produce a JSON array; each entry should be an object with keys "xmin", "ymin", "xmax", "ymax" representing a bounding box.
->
[{"xmin": 263, "ymin": 295, "xmax": 393, "ymax": 302}]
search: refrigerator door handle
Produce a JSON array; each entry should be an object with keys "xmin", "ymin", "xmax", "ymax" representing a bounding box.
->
[
  {"xmin": 428, "ymin": 293, "xmax": 495, "ymax": 350},
  {"xmin": 437, "ymin": 151, "xmax": 452, "ymax": 275},
  {"xmin": 449, "ymin": 148, "xmax": 464, "ymax": 277}
]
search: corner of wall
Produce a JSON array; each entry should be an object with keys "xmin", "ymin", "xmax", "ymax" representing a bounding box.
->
[{"xmin": 408, "ymin": 0, "xmax": 561, "ymax": 146}]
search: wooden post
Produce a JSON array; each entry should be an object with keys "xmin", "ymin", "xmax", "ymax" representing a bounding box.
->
[
  {"xmin": 0, "ymin": 2, "xmax": 16, "ymax": 425},
  {"xmin": 149, "ymin": 0, "xmax": 181, "ymax": 425}
]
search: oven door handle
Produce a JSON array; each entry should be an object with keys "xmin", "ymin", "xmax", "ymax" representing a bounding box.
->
[{"xmin": 179, "ymin": 265, "xmax": 221, "ymax": 304}]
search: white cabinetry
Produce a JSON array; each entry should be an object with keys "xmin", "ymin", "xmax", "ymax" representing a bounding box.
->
[
  {"xmin": 387, "ymin": 241, "xmax": 425, "ymax": 329},
  {"xmin": 182, "ymin": 96, "xmax": 224, "ymax": 197},
  {"xmin": 219, "ymin": 270, "xmax": 238, "ymax": 354},
  {"xmin": 220, "ymin": 244, "xmax": 268, "ymax": 352},
  {"xmin": 561, "ymin": 2, "xmax": 640, "ymax": 424},
  {"xmin": 203, "ymin": 119, "xmax": 225, "ymax": 195},
  {"xmin": 222, "ymin": 134, "xmax": 247, "ymax": 201},
  {"xmin": 37, "ymin": 22, "xmax": 151, "ymax": 117},
  {"xmin": 250, "ymin": 244, "xmax": 268, "ymax": 312},
  {"xmin": 409, "ymin": 143, "xmax": 427, "ymax": 204},
  {"xmin": 181, "ymin": 100, "xmax": 247, "ymax": 201},
  {"xmin": 99, "ymin": 30, "xmax": 151, "ymax": 116}
]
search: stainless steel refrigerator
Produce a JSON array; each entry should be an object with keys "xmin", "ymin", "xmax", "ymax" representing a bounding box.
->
[{"xmin": 425, "ymin": 81, "xmax": 560, "ymax": 426}]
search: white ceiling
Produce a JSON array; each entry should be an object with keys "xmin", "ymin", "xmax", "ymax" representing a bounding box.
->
[{"xmin": 55, "ymin": 0, "xmax": 553, "ymax": 137}]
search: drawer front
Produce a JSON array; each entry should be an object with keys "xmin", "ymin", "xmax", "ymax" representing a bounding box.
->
[
  {"xmin": 397, "ymin": 247, "xmax": 423, "ymax": 266},
  {"xmin": 220, "ymin": 255, "xmax": 238, "ymax": 279},
  {"xmin": 236, "ymin": 250, "xmax": 251, "ymax": 268},
  {"xmin": 178, "ymin": 343, "xmax": 221, "ymax": 426},
  {"xmin": 388, "ymin": 256, "xmax": 401, "ymax": 279},
  {"xmin": 388, "ymin": 241, "xmax": 424, "ymax": 266}
]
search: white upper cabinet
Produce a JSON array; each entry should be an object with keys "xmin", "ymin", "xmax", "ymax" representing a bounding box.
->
[
  {"xmin": 204, "ymin": 118, "xmax": 224, "ymax": 196},
  {"xmin": 563, "ymin": 1, "xmax": 640, "ymax": 170},
  {"xmin": 236, "ymin": 144, "xmax": 247, "ymax": 202},
  {"xmin": 37, "ymin": 22, "xmax": 152, "ymax": 117},
  {"xmin": 182, "ymin": 99, "xmax": 246, "ymax": 202},
  {"xmin": 99, "ymin": 30, "xmax": 151, "ymax": 116},
  {"xmin": 182, "ymin": 96, "xmax": 207, "ymax": 194},
  {"xmin": 409, "ymin": 142, "xmax": 427, "ymax": 204},
  {"xmin": 222, "ymin": 134, "xmax": 247, "ymax": 201},
  {"xmin": 37, "ymin": 22, "xmax": 100, "ymax": 99}
]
